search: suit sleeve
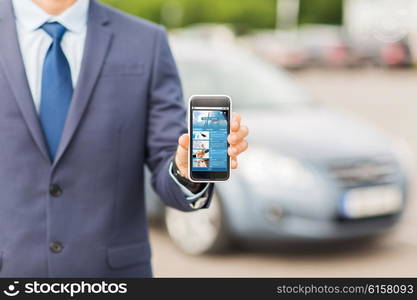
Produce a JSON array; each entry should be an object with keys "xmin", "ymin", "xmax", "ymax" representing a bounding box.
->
[{"xmin": 145, "ymin": 27, "xmax": 213, "ymax": 212}]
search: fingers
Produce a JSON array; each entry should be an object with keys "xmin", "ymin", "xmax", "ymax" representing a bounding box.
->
[
  {"xmin": 229, "ymin": 113, "xmax": 248, "ymax": 170},
  {"xmin": 232, "ymin": 112, "xmax": 241, "ymax": 124},
  {"xmin": 228, "ymin": 125, "xmax": 249, "ymax": 145},
  {"xmin": 231, "ymin": 157, "xmax": 238, "ymax": 169},
  {"xmin": 228, "ymin": 139, "xmax": 248, "ymax": 171},
  {"xmin": 178, "ymin": 134, "xmax": 189, "ymax": 151},
  {"xmin": 228, "ymin": 140, "xmax": 248, "ymax": 157},
  {"xmin": 231, "ymin": 112, "xmax": 241, "ymax": 132}
]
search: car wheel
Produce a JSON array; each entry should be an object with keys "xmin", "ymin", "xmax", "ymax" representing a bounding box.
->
[{"xmin": 165, "ymin": 192, "xmax": 230, "ymax": 255}]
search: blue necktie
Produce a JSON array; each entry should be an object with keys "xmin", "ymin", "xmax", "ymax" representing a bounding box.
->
[{"xmin": 39, "ymin": 22, "xmax": 73, "ymax": 160}]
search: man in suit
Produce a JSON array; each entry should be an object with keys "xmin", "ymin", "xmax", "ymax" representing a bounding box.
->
[{"xmin": 0, "ymin": 0, "xmax": 249, "ymax": 277}]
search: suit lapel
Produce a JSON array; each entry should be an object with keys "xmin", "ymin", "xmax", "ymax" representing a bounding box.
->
[
  {"xmin": 53, "ymin": 1, "xmax": 113, "ymax": 167},
  {"xmin": 0, "ymin": 0, "xmax": 51, "ymax": 162}
]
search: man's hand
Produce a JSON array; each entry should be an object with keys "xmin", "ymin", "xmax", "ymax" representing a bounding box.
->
[{"xmin": 175, "ymin": 112, "xmax": 249, "ymax": 178}]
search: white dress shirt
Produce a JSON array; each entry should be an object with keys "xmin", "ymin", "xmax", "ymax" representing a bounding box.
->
[
  {"xmin": 12, "ymin": 0, "xmax": 89, "ymax": 113},
  {"xmin": 12, "ymin": 0, "xmax": 208, "ymax": 207}
]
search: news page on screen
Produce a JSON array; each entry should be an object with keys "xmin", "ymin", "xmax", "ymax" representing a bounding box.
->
[{"xmin": 192, "ymin": 108, "xmax": 229, "ymax": 172}]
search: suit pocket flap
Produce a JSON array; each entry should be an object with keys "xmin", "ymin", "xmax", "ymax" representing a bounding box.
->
[{"xmin": 107, "ymin": 242, "xmax": 150, "ymax": 269}]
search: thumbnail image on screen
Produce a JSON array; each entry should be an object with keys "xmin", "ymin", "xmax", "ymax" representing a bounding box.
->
[{"xmin": 192, "ymin": 109, "xmax": 228, "ymax": 172}]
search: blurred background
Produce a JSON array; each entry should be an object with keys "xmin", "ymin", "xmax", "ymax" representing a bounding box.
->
[{"xmin": 101, "ymin": 0, "xmax": 417, "ymax": 277}]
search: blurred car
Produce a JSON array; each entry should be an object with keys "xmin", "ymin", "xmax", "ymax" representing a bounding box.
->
[
  {"xmin": 145, "ymin": 38, "xmax": 410, "ymax": 255},
  {"xmin": 171, "ymin": 23, "xmax": 236, "ymax": 45},
  {"xmin": 344, "ymin": 0, "xmax": 413, "ymax": 67},
  {"xmin": 242, "ymin": 30, "xmax": 309, "ymax": 70},
  {"xmin": 379, "ymin": 40, "xmax": 412, "ymax": 67},
  {"xmin": 244, "ymin": 26, "xmax": 358, "ymax": 69},
  {"xmin": 350, "ymin": 38, "xmax": 412, "ymax": 68},
  {"xmin": 297, "ymin": 25, "xmax": 357, "ymax": 68}
]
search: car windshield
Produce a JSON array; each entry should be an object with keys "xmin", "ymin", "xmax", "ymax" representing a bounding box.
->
[{"xmin": 175, "ymin": 47, "xmax": 311, "ymax": 109}]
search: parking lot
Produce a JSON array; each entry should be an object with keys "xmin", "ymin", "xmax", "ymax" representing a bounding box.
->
[{"xmin": 149, "ymin": 69, "xmax": 417, "ymax": 277}]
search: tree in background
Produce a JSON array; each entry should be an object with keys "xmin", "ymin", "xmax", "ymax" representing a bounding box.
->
[
  {"xmin": 101, "ymin": 0, "xmax": 276, "ymax": 30},
  {"xmin": 100, "ymin": 0, "xmax": 343, "ymax": 30},
  {"xmin": 299, "ymin": 0, "xmax": 343, "ymax": 25}
]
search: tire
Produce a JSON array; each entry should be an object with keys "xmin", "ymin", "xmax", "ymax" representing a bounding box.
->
[{"xmin": 165, "ymin": 192, "xmax": 230, "ymax": 255}]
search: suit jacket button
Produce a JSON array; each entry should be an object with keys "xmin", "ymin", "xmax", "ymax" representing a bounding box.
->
[
  {"xmin": 50, "ymin": 184, "xmax": 62, "ymax": 197},
  {"xmin": 50, "ymin": 241, "xmax": 63, "ymax": 253}
]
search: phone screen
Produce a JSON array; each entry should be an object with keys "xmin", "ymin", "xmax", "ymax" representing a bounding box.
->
[{"xmin": 189, "ymin": 96, "xmax": 230, "ymax": 182}]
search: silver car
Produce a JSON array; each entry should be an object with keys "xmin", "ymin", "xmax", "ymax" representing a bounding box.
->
[{"xmin": 146, "ymin": 38, "xmax": 410, "ymax": 255}]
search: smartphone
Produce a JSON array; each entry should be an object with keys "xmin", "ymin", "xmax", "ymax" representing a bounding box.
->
[{"xmin": 188, "ymin": 95, "xmax": 231, "ymax": 182}]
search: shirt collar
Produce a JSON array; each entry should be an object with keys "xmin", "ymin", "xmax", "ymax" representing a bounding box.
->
[{"xmin": 12, "ymin": 0, "xmax": 90, "ymax": 34}]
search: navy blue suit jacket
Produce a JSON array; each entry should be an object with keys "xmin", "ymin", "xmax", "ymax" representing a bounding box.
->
[{"xmin": 0, "ymin": 0, "xmax": 213, "ymax": 277}]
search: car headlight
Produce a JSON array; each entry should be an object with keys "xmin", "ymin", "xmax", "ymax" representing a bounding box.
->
[{"xmin": 239, "ymin": 147, "xmax": 316, "ymax": 197}]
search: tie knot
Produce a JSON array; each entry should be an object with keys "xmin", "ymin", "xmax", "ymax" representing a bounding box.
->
[{"xmin": 41, "ymin": 22, "xmax": 67, "ymax": 41}]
